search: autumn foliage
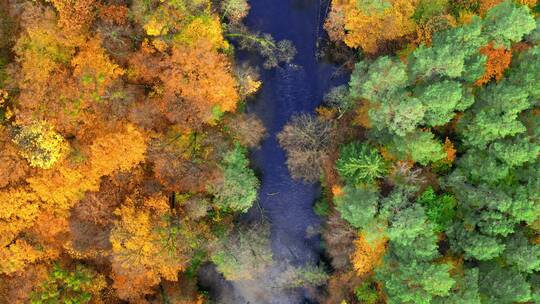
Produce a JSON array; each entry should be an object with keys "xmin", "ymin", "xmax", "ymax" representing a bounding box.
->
[
  {"xmin": 0, "ymin": 0, "xmax": 262, "ymax": 302},
  {"xmin": 351, "ymin": 232, "xmax": 388, "ymax": 276},
  {"xmin": 475, "ymin": 42, "xmax": 512, "ymax": 86},
  {"xmin": 325, "ymin": 0, "xmax": 418, "ymax": 54}
]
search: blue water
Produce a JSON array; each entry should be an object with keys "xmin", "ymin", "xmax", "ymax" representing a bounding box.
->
[
  {"xmin": 199, "ymin": 1, "xmax": 349, "ymax": 302},
  {"xmin": 245, "ymin": 0, "xmax": 347, "ymax": 267}
]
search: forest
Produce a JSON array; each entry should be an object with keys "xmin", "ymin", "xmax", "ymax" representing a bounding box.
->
[{"xmin": 0, "ymin": 0, "xmax": 539, "ymax": 303}]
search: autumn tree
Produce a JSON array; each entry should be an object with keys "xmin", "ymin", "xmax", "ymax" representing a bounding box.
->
[{"xmin": 326, "ymin": 0, "xmax": 418, "ymax": 54}]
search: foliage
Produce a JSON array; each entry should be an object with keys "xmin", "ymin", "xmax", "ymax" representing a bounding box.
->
[
  {"xmin": 221, "ymin": 0, "xmax": 250, "ymax": 23},
  {"xmin": 30, "ymin": 264, "xmax": 105, "ymax": 304},
  {"xmin": 354, "ymin": 281, "xmax": 379, "ymax": 304},
  {"xmin": 416, "ymin": 186, "xmax": 457, "ymax": 232},
  {"xmin": 479, "ymin": 263, "xmax": 532, "ymax": 303},
  {"xmin": 212, "ymin": 144, "xmax": 259, "ymax": 213},
  {"xmin": 336, "ymin": 142, "xmax": 387, "ymax": 185},
  {"xmin": 351, "ymin": 231, "xmax": 387, "ymax": 276},
  {"xmin": 335, "ymin": 185, "xmax": 380, "ymax": 229},
  {"xmin": 12, "ymin": 122, "xmax": 68, "ymax": 169},
  {"xmin": 328, "ymin": 0, "xmax": 418, "ymax": 53}
]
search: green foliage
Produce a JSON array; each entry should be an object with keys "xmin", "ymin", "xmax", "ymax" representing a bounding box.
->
[
  {"xmin": 433, "ymin": 268, "xmax": 481, "ymax": 304},
  {"xmin": 336, "ymin": 142, "xmax": 387, "ymax": 185},
  {"xmin": 502, "ymin": 231, "xmax": 540, "ymax": 273},
  {"xmin": 390, "ymin": 130, "xmax": 446, "ymax": 165},
  {"xmin": 489, "ymin": 136, "xmax": 540, "ymax": 167},
  {"xmin": 413, "ymin": 0, "xmax": 448, "ymax": 22},
  {"xmin": 354, "ymin": 281, "xmax": 379, "ymax": 304},
  {"xmin": 416, "ymin": 186, "xmax": 456, "ymax": 232},
  {"xmin": 314, "ymin": 197, "xmax": 330, "ymax": 217},
  {"xmin": 335, "ymin": 185, "xmax": 379, "ymax": 229},
  {"xmin": 415, "ymin": 80, "xmax": 464, "ymax": 127},
  {"xmin": 482, "ymin": 0, "xmax": 536, "ymax": 48},
  {"xmin": 349, "ymin": 57, "xmax": 407, "ymax": 103},
  {"xmin": 479, "ymin": 263, "xmax": 532, "ymax": 304},
  {"xmin": 447, "ymin": 221, "xmax": 505, "ymax": 260},
  {"xmin": 387, "ymin": 205, "xmax": 434, "ymax": 247},
  {"xmin": 508, "ymin": 46, "xmax": 540, "ymax": 104},
  {"xmin": 355, "ymin": 0, "xmax": 392, "ymax": 14},
  {"xmin": 212, "ymin": 144, "xmax": 259, "ymax": 212},
  {"xmin": 30, "ymin": 264, "xmax": 99, "ymax": 304},
  {"xmin": 376, "ymin": 259, "xmax": 455, "ymax": 304}
]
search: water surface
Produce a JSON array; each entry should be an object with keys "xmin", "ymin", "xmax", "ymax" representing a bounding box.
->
[{"xmin": 199, "ymin": 1, "xmax": 349, "ymax": 302}]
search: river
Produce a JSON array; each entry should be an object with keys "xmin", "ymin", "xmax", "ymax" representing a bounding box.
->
[{"xmin": 198, "ymin": 0, "xmax": 349, "ymax": 303}]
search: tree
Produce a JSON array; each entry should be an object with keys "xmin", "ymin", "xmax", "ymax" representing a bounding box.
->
[
  {"xmin": 225, "ymin": 114, "xmax": 266, "ymax": 148},
  {"xmin": 211, "ymin": 224, "xmax": 273, "ymax": 281},
  {"xmin": 278, "ymin": 114, "xmax": 334, "ymax": 182},
  {"xmin": 433, "ymin": 268, "xmax": 481, "ymax": 304},
  {"xmin": 211, "ymin": 144, "xmax": 259, "ymax": 213},
  {"xmin": 159, "ymin": 41, "xmax": 239, "ymax": 124},
  {"xmin": 89, "ymin": 124, "xmax": 147, "ymax": 177},
  {"xmin": 502, "ymin": 231, "xmax": 540, "ymax": 273},
  {"xmin": 12, "ymin": 122, "xmax": 68, "ymax": 169},
  {"xmin": 351, "ymin": 231, "xmax": 387, "ymax": 276},
  {"xmin": 416, "ymin": 186, "xmax": 457, "ymax": 232},
  {"xmin": 475, "ymin": 42, "xmax": 512, "ymax": 85},
  {"xmin": 479, "ymin": 263, "xmax": 532, "ymax": 303},
  {"xmin": 332, "ymin": 0, "xmax": 418, "ymax": 53},
  {"xmin": 376, "ymin": 259, "xmax": 455, "ymax": 304},
  {"xmin": 336, "ymin": 142, "xmax": 387, "ymax": 185},
  {"xmin": 334, "ymin": 185, "xmax": 379, "ymax": 229},
  {"xmin": 481, "ymin": 0, "xmax": 536, "ymax": 47},
  {"xmin": 30, "ymin": 264, "xmax": 105, "ymax": 304},
  {"xmin": 220, "ymin": 0, "xmax": 250, "ymax": 23},
  {"xmin": 225, "ymin": 23, "xmax": 296, "ymax": 69},
  {"xmin": 110, "ymin": 196, "xmax": 194, "ymax": 300}
]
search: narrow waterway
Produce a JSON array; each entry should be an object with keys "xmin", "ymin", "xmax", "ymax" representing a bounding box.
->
[{"xmin": 199, "ymin": 0, "xmax": 349, "ymax": 303}]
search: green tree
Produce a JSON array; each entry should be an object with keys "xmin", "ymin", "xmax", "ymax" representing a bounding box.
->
[
  {"xmin": 416, "ymin": 186, "xmax": 457, "ymax": 233},
  {"xmin": 30, "ymin": 264, "xmax": 104, "ymax": 304},
  {"xmin": 212, "ymin": 144, "xmax": 259, "ymax": 212},
  {"xmin": 458, "ymin": 83, "xmax": 531, "ymax": 148},
  {"xmin": 336, "ymin": 142, "xmax": 387, "ymax": 185},
  {"xmin": 502, "ymin": 231, "xmax": 540, "ymax": 273},
  {"xmin": 335, "ymin": 185, "xmax": 379, "ymax": 229},
  {"xmin": 377, "ymin": 259, "xmax": 455, "ymax": 304},
  {"xmin": 390, "ymin": 130, "xmax": 446, "ymax": 165},
  {"xmin": 415, "ymin": 80, "xmax": 467, "ymax": 127},
  {"xmin": 433, "ymin": 268, "xmax": 481, "ymax": 304},
  {"xmin": 479, "ymin": 263, "xmax": 532, "ymax": 304},
  {"xmin": 481, "ymin": 0, "xmax": 536, "ymax": 47}
]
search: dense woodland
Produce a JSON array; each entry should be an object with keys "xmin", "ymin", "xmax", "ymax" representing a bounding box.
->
[
  {"xmin": 283, "ymin": 0, "xmax": 540, "ymax": 303},
  {"xmin": 0, "ymin": 0, "xmax": 539, "ymax": 303}
]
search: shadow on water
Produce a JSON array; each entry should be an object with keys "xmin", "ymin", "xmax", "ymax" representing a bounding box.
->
[{"xmin": 198, "ymin": 0, "xmax": 349, "ymax": 303}]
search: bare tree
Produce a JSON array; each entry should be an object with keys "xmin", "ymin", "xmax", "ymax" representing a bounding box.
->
[{"xmin": 277, "ymin": 114, "xmax": 334, "ymax": 183}]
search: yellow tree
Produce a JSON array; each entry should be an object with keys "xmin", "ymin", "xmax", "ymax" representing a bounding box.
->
[
  {"xmin": 328, "ymin": 0, "xmax": 418, "ymax": 54},
  {"xmin": 109, "ymin": 195, "xmax": 191, "ymax": 301},
  {"xmin": 351, "ymin": 231, "xmax": 388, "ymax": 276}
]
